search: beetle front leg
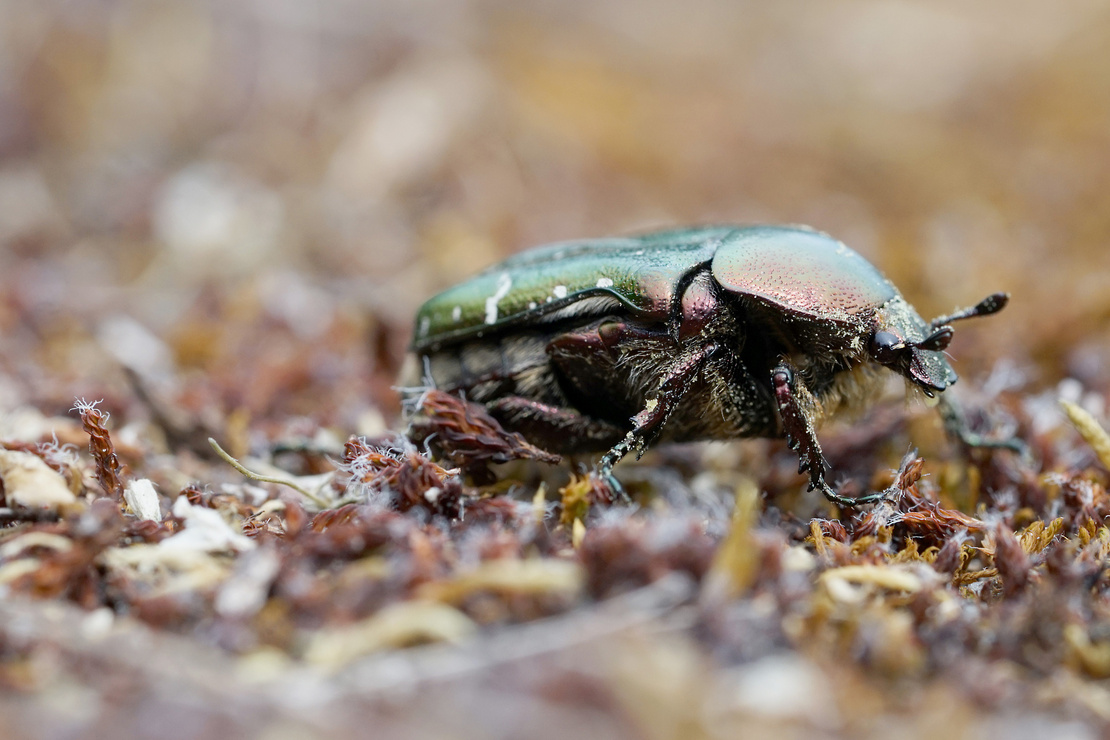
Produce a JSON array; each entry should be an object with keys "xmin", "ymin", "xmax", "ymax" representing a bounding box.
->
[
  {"xmin": 937, "ymin": 394, "xmax": 1028, "ymax": 458},
  {"xmin": 771, "ymin": 361, "xmax": 885, "ymax": 508}
]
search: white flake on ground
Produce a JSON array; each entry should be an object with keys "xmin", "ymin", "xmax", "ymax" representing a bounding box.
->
[
  {"xmin": 123, "ymin": 478, "xmax": 163, "ymax": 522},
  {"xmin": 0, "ymin": 449, "xmax": 77, "ymax": 511},
  {"xmin": 0, "ymin": 532, "xmax": 73, "ymax": 560},
  {"xmin": 160, "ymin": 496, "xmax": 256, "ymax": 553},
  {"xmin": 214, "ymin": 547, "xmax": 282, "ymax": 618},
  {"xmin": 718, "ymin": 655, "xmax": 839, "ymax": 722}
]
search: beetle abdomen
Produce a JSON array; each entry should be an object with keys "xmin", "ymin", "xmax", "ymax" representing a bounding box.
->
[{"xmin": 411, "ymin": 331, "xmax": 569, "ymax": 408}]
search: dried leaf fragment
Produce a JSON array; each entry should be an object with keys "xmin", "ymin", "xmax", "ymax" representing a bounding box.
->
[
  {"xmin": 99, "ymin": 543, "xmax": 231, "ymax": 594},
  {"xmin": 407, "ymin": 389, "xmax": 561, "ymax": 479},
  {"xmin": 0, "ymin": 532, "xmax": 74, "ymax": 560},
  {"xmin": 214, "ymin": 547, "xmax": 282, "ymax": 619},
  {"xmin": 819, "ymin": 564, "xmax": 926, "ymax": 595},
  {"xmin": 897, "ymin": 505, "xmax": 986, "ymax": 540},
  {"xmin": 0, "ymin": 449, "xmax": 79, "ymax": 512},
  {"xmin": 416, "ymin": 558, "xmax": 583, "ymax": 604},
  {"xmin": 160, "ymin": 495, "xmax": 257, "ymax": 554},
  {"xmin": 304, "ymin": 600, "xmax": 477, "ymax": 668},
  {"xmin": 558, "ymin": 472, "xmax": 616, "ymax": 526}
]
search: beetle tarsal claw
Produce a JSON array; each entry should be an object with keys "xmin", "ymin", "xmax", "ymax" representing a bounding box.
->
[
  {"xmin": 591, "ymin": 469, "xmax": 631, "ymax": 504},
  {"xmin": 821, "ymin": 485, "xmax": 888, "ymax": 508}
]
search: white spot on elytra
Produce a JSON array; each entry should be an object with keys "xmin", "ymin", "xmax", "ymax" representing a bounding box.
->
[
  {"xmin": 553, "ymin": 285, "xmax": 568, "ymax": 299},
  {"xmin": 484, "ymin": 272, "xmax": 513, "ymax": 324},
  {"xmin": 596, "ymin": 277, "xmax": 613, "ymax": 289},
  {"xmin": 451, "ymin": 305, "xmax": 462, "ymax": 322},
  {"xmin": 528, "ymin": 301, "xmax": 537, "ymax": 310},
  {"xmin": 419, "ymin": 316, "xmax": 431, "ymax": 337}
]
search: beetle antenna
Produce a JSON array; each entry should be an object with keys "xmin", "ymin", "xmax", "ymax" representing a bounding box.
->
[
  {"xmin": 929, "ymin": 292, "xmax": 1009, "ymax": 330},
  {"xmin": 911, "ymin": 326, "xmax": 954, "ymax": 352}
]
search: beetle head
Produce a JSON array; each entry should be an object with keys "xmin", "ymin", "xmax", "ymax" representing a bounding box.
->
[{"xmin": 868, "ymin": 292, "xmax": 1008, "ymax": 396}]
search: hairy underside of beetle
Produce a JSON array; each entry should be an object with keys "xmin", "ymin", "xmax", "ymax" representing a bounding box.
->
[{"xmin": 407, "ymin": 301, "xmax": 800, "ymax": 455}]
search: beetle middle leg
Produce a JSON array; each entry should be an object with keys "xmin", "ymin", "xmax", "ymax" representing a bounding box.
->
[
  {"xmin": 594, "ymin": 343, "xmax": 717, "ymax": 485},
  {"xmin": 771, "ymin": 361, "xmax": 885, "ymax": 508}
]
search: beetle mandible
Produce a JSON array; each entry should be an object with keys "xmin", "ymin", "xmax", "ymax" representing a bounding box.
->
[{"xmin": 403, "ymin": 225, "xmax": 1010, "ymax": 506}]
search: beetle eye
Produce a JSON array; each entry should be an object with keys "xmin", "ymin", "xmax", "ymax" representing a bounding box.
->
[{"xmin": 870, "ymin": 330, "xmax": 902, "ymax": 365}]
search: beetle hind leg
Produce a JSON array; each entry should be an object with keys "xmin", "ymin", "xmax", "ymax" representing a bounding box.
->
[
  {"xmin": 771, "ymin": 361, "xmax": 886, "ymax": 508},
  {"xmin": 488, "ymin": 396, "xmax": 636, "ymax": 501},
  {"xmin": 486, "ymin": 396, "xmax": 626, "ymax": 453}
]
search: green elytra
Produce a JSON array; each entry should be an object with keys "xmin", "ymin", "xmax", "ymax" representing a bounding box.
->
[{"xmin": 415, "ymin": 225, "xmax": 901, "ymax": 350}]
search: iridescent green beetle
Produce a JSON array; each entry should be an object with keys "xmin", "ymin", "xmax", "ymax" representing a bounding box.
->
[{"xmin": 404, "ymin": 225, "xmax": 1009, "ymax": 506}]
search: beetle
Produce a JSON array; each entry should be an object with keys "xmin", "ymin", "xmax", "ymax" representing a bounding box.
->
[{"xmin": 403, "ymin": 225, "xmax": 1010, "ymax": 506}]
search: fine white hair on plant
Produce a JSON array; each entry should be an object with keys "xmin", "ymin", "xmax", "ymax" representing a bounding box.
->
[
  {"xmin": 395, "ymin": 363, "xmax": 440, "ymax": 417},
  {"xmin": 71, "ymin": 398, "xmax": 109, "ymax": 420}
]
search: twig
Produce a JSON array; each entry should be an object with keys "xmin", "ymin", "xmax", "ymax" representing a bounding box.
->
[{"xmin": 208, "ymin": 438, "xmax": 330, "ymax": 508}]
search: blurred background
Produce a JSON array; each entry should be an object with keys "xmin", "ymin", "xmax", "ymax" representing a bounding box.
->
[{"xmin": 2, "ymin": 0, "xmax": 1109, "ymax": 439}]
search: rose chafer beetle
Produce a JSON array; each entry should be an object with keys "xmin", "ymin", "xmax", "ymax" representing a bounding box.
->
[{"xmin": 404, "ymin": 225, "xmax": 1010, "ymax": 506}]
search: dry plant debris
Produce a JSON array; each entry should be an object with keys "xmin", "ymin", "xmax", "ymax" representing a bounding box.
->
[{"xmin": 3, "ymin": 380, "xmax": 1110, "ymax": 735}]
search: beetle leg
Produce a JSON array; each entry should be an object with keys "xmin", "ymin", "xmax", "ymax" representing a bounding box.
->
[
  {"xmin": 771, "ymin": 361, "xmax": 885, "ymax": 508},
  {"xmin": 770, "ymin": 362, "xmax": 828, "ymax": 486},
  {"xmin": 486, "ymin": 396, "xmax": 626, "ymax": 452},
  {"xmin": 937, "ymin": 394, "xmax": 1029, "ymax": 458},
  {"xmin": 487, "ymin": 396, "xmax": 634, "ymax": 502},
  {"xmin": 596, "ymin": 343, "xmax": 715, "ymax": 483}
]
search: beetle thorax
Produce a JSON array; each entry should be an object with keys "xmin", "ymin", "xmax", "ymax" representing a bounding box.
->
[{"xmin": 810, "ymin": 359, "xmax": 890, "ymax": 421}]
